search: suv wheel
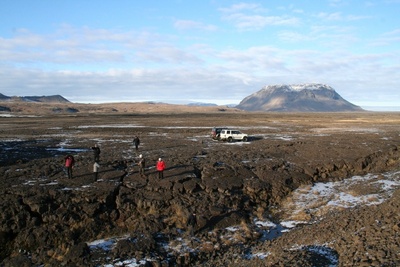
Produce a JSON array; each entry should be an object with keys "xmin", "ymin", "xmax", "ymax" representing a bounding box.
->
[
  {"xmin": 228, "ymin": 137, "xmax": 233, "ymax": 142},
  {"xmin": 242, "ymin": 136, "xmax": 248, "ymax": 142}
]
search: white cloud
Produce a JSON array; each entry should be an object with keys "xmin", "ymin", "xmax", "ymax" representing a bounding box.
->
[
  {"xmin": 135, "ymin": 45, "xmax": 203, "ymax": 64},
  {"xmin": 173, "ymin": 20, "xmax": 218, "ymax": 31},
  {"xmin": 219, "ymin": 3, "xmax": 266, "ymax": 13},
  {"xmin": 316, "ymin": 12, "xmax": 343, "ymax": 21},
  {"xmin": 316, "ymin": 12, "xmax": 371, "ymax": 21},
  {"xmin": 369, "ymin": 29, "xmax": 400, "ymax": 46},
  {"xmin": 219, "ymin": 3, "xmax": 299, "ymax": 31},
  {"xmin": 328, "ymin": 0, "xmax": 348, "ymax": 7},
  {"xmin": 222, "ymin": 13, "xmax": 300, "ymax": 31}
]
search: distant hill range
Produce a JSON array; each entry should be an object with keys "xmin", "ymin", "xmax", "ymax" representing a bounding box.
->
[
  {"xmin": 187, "ymin": 102, "xmax": 218, "ymax": 107},
  {"xmin": 236, "ymin": 84, "xmax": 364, "ymax": 112},
  {"xmin": 1, "ymin": 84, "xmax": 364, "ymax": 112},
  {"xmin": 0, "ymin": 93, "xmax": 70, "ymax": 103}
]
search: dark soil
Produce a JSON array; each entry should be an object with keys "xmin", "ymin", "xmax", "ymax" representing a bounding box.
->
[{"xmin": 0, "ymin": 111, "xmax": 399, "ymax": 266}]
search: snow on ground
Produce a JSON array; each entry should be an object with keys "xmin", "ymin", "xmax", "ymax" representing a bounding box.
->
[
  {"xmin": 76, "ymin": 124, "xmax": 145, "ymax": 129},
  {"xmin": 311, "ymin": 127, "xmax": 383, "ymax": 133},
  {"xmin": 74, "ymin": 125, "xmax": 213, "ymax": 130},
  {"xmin": 279, "ymin": 170, "xmax": 400, "ymax": 223},
  {"xmin": 86, "ymin": 170, "xmax": 400, "ymax": 266},
  {"xmin": 0, "ymin": 114, "xmax": 40, "ymax": 118}
]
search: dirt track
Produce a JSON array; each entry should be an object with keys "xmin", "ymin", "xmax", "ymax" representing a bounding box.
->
[{"xmin": 0, "ymin": 108, "xmax": 399, "ymax": 266}]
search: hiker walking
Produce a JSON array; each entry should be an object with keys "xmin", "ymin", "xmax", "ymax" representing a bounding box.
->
[
  {"xmin": 91, "ymin": 144, "xmax": 101, "ymax": 162},
  {"xmin": 64, "ymin": 154, "xmax": 75, "ymax": 179},
  {"xmin": 138, "ymin": 154, "xmax": 145, "ymax": 176},
  {"xmin": 156, "ymin": 158, "xmax": 166, "ymax": 179},
  {"xmin": 133, "ymin": 136, "xmax": 140, "ymax": 151},
  {"xmin": 93, "ymin": 161, "xmax": 100, "ymax": 181}
]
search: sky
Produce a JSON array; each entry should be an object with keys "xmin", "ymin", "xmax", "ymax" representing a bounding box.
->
[{"xmin": 1, "ymin": 0, "xmax": 399, "ymax": 110}]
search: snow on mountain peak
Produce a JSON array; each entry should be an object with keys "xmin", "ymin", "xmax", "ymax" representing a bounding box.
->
[
  {"xmin": 289, "ymin": 84, "xmax": 334, "ymax": 91},
  {"xmin": 263, "ymin": 83, "xmax": 335, "ymax": 92}
]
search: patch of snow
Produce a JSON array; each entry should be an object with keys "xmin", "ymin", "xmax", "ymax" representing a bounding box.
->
[
  {"xmin": 0, "ymin": 114, "xmax": 41, "ymax": 117},
  {"xmin": 75, "ymin": 125, "xmax": 213, "ymax": 129},
  {"xmin": 87, "ymin": 235, "xmax": 130, "ymax": 252},
  {"xmin": 40, "ymin": 181, "xmax": 58, "ymax": 186},
  {"xmin": 256, "ymin": 134, "xmax": 294, "ymax": 141},
  {"xmin": 280, "ymin": 221, "xmax": 308, "ymax": 229},
  {"xmin": 110, "ymin": 258, "xmax": 146, "ymax": 267},
  {"xmin": 253, "ymin": 252, "xmax": 270, "ymax": 259},
  {"xmin": 88, "ymin": 238, "xmax": 115, "ymax": 251},
  {"xmin": 223, "ymin": 141, "xmax": 250, "ymax": 145},
  {"xmin": 46, "ymin": 147, "xmax": 88, "ymax": 152},
  {"xmin": 254, "ymin": 220, "xmax": 276, "ymax": 228},
  {"xmin": 275, "ymin": 135, "xmax": 293, "ymax": 141},
  {"xmin": 279, "ymin": 170, "xmax": 400, "ymax": 223},
  {"xmin": 76, "ymin": 124, "xmax": 145, "ymax": 128},
  {"xmin": 61, "ymin": 187, "xmax": 73, "ymax": 191},
  {"xmin": 312, "ymin": 127, "xmax": 382, "ymax": 133}
]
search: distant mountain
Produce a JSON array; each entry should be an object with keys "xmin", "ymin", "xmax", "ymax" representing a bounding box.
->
[
  {"xmin": 0, "ymin": 93, "xmax": 10, "ymax": 101},
  {"xmin": 187, "ymin": 102, "xmax": 218, "ymax": 107},
  {"xmin": 0, "ymin": 94, "xmax": 70, "ymax": 103},
  {"xmin": 236, "ymin": 84, "xmax": 364, "ymax": 112}
]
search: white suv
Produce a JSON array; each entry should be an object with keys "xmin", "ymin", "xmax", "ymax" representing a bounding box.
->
[{"xmin": 219, "ymin": 129, "xmax": 248, "ymax": 142}]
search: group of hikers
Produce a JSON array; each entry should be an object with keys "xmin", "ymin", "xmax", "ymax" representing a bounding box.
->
[
  {"xmin": 63, "ymin": 136, "xmax": 198, "ymax": 235},
  {"xmin": 64, "ymin": 135, "xmax": 167, "ymax": 180}
]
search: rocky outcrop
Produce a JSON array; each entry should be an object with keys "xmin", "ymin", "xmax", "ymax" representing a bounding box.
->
[{"xmin": 236, "ymin": 84, "xmax": 363, "ymax": 112}]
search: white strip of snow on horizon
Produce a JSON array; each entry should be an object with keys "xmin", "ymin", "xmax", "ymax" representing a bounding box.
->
[
  {"xmin": 0, "ymin": 114, "xmax": 41, "ymax": 118},
  {"xmin": 46, "ymin": 147, "xmax": 88, "ymax": 152},
  {"xmin": 73, "ymin": 125, "xmax": 280, "ymax": 130},
  {"xmin": 76, "ymin": 124, "xmax": 145, "ymax": 128},
  {"xmin": 75, "ymin": 125, "xmax": 212, "ymax": 129},
  {"xmin": 311, "ymin": 127, "xmax": 382, "ymax": 133}
]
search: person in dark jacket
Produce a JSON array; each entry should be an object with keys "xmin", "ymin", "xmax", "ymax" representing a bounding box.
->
[
  {"xmin": 133, "ymin": 136, "xmax": 140, "ymax": 151},
  {"xmin": 91, "ymin": 144, "xmax": 101, "ymax": 162}
]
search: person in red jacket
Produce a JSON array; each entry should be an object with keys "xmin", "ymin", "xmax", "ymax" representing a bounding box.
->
[
  {"xmin": 156, "ymin": 158, "xmax": 166, "ymax": 179},
  {"xmin": 64, "ymin": 155, "xmax": 75, "ymax": 179}
]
